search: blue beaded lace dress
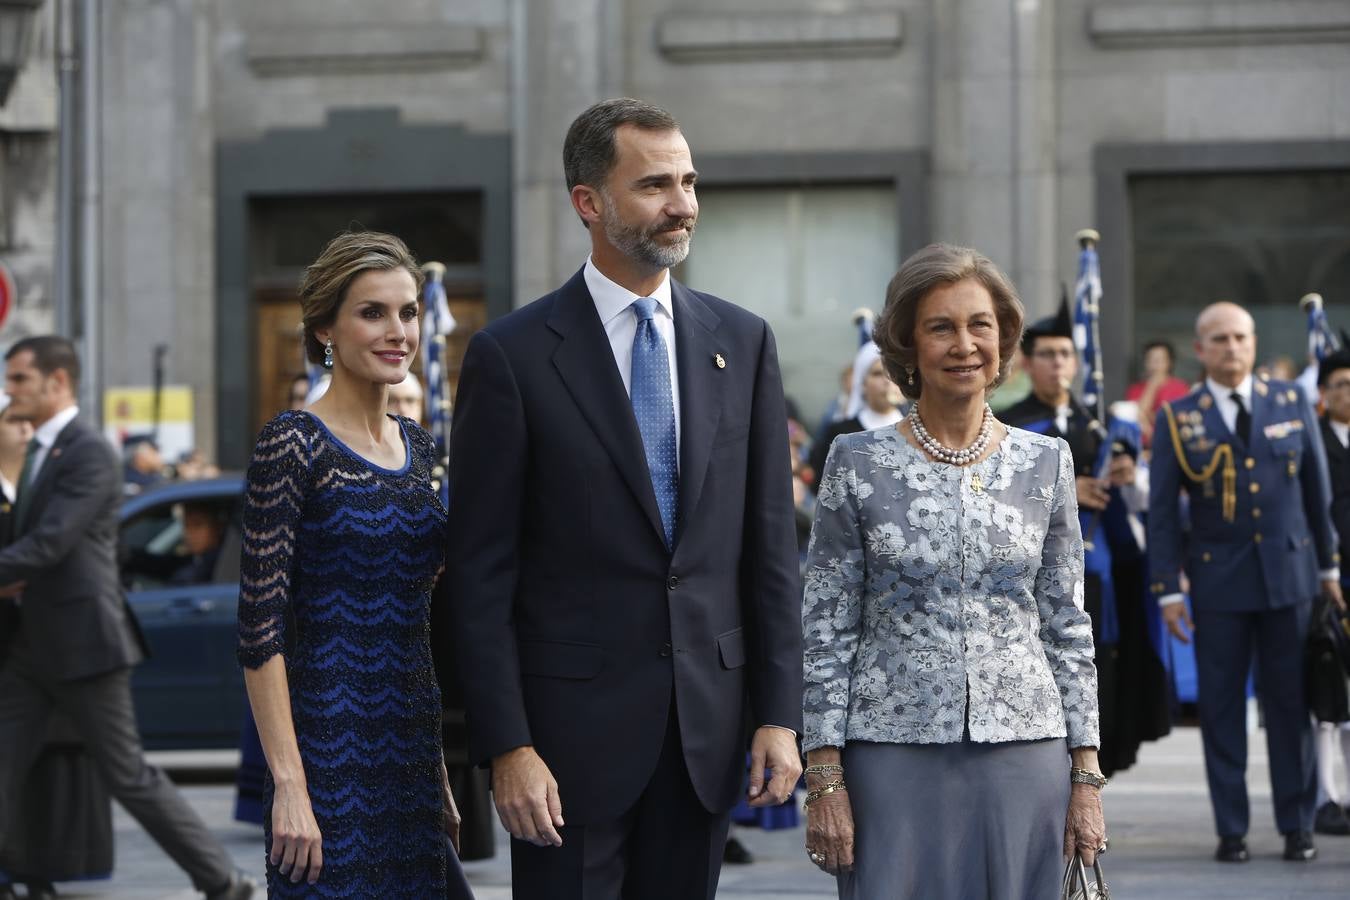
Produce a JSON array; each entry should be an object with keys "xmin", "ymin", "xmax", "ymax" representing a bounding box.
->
[{"xmin": 237, "ymin": 410, "xmax": 450, "ymax": 897}]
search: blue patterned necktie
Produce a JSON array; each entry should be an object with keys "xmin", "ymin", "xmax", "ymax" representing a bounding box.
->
[{"xmin": 630, "ymin": 298, "xmax": 679, "ymax": 548}]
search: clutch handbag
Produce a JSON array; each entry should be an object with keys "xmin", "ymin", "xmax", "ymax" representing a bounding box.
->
[{"xmin": 1061, "ymin": 855, "xmax": 1110, "ymax": 900}]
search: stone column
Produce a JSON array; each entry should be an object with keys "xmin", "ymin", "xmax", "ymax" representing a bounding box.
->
[
  {"xmin": 510, "ymin": 0, "xmax": 624, "ymax": 307},
  {"xmin": 930, "ymin": 0, "xmax": 1058, "ymax": 315},
  {"xmin": 100, "ymin": 0, "xmax": 216, "ymax": 453}
]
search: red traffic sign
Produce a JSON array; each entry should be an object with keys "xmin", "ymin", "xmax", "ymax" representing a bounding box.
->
[{"xmin": 0, "ymin": 262, "xmax": 13, "ymax": 333}]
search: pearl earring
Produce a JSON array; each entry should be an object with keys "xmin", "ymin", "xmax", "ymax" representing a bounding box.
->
[{"xmin": 323, "ymin": 339, "xmax": 334, "ymax": 369}]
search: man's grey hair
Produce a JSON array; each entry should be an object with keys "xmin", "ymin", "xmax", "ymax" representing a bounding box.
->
[{"xmin": 563, "ymin": 98, "xmax": 680, "ymax": 193}]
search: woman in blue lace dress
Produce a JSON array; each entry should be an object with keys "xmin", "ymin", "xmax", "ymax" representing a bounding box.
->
[{"xmin": 237, "ymin": 231, "xmax": 469, "ymax": 897}]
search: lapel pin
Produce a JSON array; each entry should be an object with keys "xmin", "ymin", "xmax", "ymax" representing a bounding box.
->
[
  {"xmin": 50, "ymin": 448, "xmax": 62, "ymax": 459},
  {"xmin": 714, "ymin": 353, "xmax": 726, "ymax": 369},
  {"xmin": 1199, "ymin": 394, "xmax": 1213, "ymax": 410}
]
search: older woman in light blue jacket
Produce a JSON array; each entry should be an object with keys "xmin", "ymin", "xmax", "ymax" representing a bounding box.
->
[{"xmin": 801, "ymin": 243, "xmax": 1106, "ymax": 899}]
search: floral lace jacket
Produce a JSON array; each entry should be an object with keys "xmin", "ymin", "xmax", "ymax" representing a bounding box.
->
[{"xmin": 801, "ymin": 425, "xmax": 1100, "ymax": 752}]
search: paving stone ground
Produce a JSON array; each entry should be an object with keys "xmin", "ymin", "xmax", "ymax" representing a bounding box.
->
[{"xmin": 14, "ymin": 726, "xmax": 1350, "ymax": 898}]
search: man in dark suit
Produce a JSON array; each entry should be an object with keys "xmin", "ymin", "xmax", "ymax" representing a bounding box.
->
[
  {"xmin": 1150, "ymin": 302, "xmax": 1342, "ymax": 863},
  {"xmin": 0, "ymin": 337, "xmax": 253, "ymax": 900},
  {"xmin": 442, "ymin": 99, "xmax": 803, "ymax": 899},
  {"xmin": 1313, "ymin": 345, "xmax": 1350, "ymax": 835}
]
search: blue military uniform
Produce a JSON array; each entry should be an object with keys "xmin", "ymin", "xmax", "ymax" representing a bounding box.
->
[{"xmin": 1149, "ymin": 376, "xmax": 1338, "ymax": 840}]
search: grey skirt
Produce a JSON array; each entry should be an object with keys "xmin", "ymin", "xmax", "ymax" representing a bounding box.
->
[{"xmin": 837, "ymin": 738, "xmax": 1070, "ymax": 900}]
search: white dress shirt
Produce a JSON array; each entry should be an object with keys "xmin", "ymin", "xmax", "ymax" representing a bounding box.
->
[
  {"xmin": 27, "ymin": 404, "xmax": 79, "ymax": 487},
  {"xmin": 1206, "ymin": 375, "xmax": 1252, "ymax": 437},
  {"xmin": 1331, "ymin": 419, "xmax": 1349, "ymax": 449},
  {"xmin": 584, "ymin": 257, "xmax": 682, "ymax": 460}
]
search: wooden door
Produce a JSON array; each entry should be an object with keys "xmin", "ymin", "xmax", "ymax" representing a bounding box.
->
[{"xmin": 254, "ymin": 290, "xmax": 306, "ymax": 438}]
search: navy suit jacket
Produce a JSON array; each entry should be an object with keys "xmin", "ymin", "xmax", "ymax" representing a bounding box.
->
[
  {"xmin": 441, "ymin": 268, "xmax": 803, "ymax": 824},
  {"xmin": 1148, "ymin": 379, "xmax": 1337, "ymax": 612}
]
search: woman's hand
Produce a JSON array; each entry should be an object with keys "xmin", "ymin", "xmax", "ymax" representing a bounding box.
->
[
  {"xmin": 805, "ymin": 788, "xmax": 855, "ymax": 875},
  {"xmin": 271, "ymin": 779, "xmax": 323, "ymax": 884},
  {"xmin": 442, "ymin": 764, "xmax": 462, "ymax": 855},
  {"xmin": 1063, "ymin": 783, "xmax": 1107, "ymax": 866}
]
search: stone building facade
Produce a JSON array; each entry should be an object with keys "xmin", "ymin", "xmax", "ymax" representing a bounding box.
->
[{"xmin": 2, "ymin": 0, "xmax": 1348, "ymax": 465}]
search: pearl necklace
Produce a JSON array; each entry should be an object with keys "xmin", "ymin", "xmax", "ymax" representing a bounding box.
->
[{"xmin": 910, "ymin": 402, "xmax": 995, "ymax": 466}]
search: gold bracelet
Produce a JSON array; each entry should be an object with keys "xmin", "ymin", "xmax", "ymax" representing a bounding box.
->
[
  {"xmin": 1070, "ymin": 767, "xmax": 1108, "ymax": 789},
  {"xmin": 804, "ymin": 764, "xmax": 844, "ymax": 777},
  {"xmin": 804, "ymin": 781, "xmax": 847, "ymax": 806}
]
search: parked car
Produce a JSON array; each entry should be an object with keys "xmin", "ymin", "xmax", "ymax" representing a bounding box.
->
[{"xmin": 120, "ymin": 475, "xmax": 246, "ymax": 750}]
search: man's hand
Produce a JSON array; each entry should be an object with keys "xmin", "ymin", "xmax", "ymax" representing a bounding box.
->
[
  {"xmin": 1322, "ymin": 579, "xmax": 1346, "ymax": 613},
  {"xmin": 746, "ymin": 726, "xmax": 802, "ymax": 808},
  {"xmin": 1162, "ymin": 602, "xmax": 1194, "ymax": 644},
  {"xmin": 1075, "ymin": 475, "xmax": 1110, "ymax": 511},
  {"xmin": 1107, "ymin": 454, "xmax": 1136, "ymax": 489},
  {"xmin": 491, "ymin": 746, "xmax": 564, "ymax": 847},
  {"xmin": 0, "ymin": 581, "xmax": 26, "ymax": 599}
]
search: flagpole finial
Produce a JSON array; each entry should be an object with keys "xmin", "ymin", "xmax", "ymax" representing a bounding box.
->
[
  {"xmin": 1075, "ymin": 228, "xmax": 1100, "ymax": 247},
  {"xmin": 422, "ymin": 261, "xmax": 447, "ymax": 280},
  {"xmin": 1299, "ymin": 292, "xmax": 1324, "ymax": 312}
]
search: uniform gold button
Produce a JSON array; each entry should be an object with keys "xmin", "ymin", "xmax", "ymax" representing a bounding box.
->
[
  {"xmin": 1254, "ymin": 532, "xmax": 1263, "ymax": 543},
  {"xmin": 1250, "ymin": 482, "xmax": 1260, "ymax": 493},
  {"xmin": 1252, "ymin": 508, "xmax": 1261, "ymax": 519},
  {"xmin": 1202, "ymin": 552, "xmax": 1212, "ymax": 562},
  {"xmin": 1245, "ymin": 458, "xmax": 1256, "ymax": 469}
]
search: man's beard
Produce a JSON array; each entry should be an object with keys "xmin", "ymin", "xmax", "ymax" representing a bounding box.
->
[{"xmin": 600, "ymin": 197, "xmax": 695, "ymax": 270}]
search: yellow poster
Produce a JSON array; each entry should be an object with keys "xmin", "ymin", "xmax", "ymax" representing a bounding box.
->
[{"xmin": 103, "ymin": 386, "xmax": 195, "ymax": 461}]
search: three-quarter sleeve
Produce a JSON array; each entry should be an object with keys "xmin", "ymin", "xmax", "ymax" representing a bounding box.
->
[
  {"xmin": 1034, "ymin": 438, "xmax": 1100, "ymax": 749},
  {"xmin": 801, "ymin": 437, "xmax": 867, "ymax": 752},
  {"xmin": 237, "ymin": 414, "xmax": 312, "ymax": 669}
]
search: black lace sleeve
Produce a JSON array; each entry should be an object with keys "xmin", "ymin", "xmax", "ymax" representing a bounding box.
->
[{"xmin": 237, "ymin": 412, "xmax": 314, "ymax": 669}]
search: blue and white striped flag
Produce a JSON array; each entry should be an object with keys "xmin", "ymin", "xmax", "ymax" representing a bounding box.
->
[
  {"xmin": 852, "ymin": 308, "xmax": 875, "ymax": 348},
  {"xmin": 421, "ymin": 266, "xmax": 456, "ymax": 504},
  {"xmin": 1305, "ymin": 295, "xmax": 1338, "ymax": 364},
  {"xmin": 1072, "ymin": 241, "xmax": 1104, "ymax": 416}
]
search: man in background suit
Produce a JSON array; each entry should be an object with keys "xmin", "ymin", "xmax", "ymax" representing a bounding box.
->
[
  {"xmin": 0, "ymin": 336, "xmax": 253, "ymax": 900},
  {"xmin": 1149, "ymin": 302, "xmax": 1342, "ymax": 863},
  {"xmin": 1313, "ymin": 344, "xmax": 1350, "ymax": 836},
  {"xmin": 443, "ymin": 99, "xmax": 803, "ymax": 899}
]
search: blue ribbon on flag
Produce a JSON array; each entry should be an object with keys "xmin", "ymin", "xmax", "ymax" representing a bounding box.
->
[
  {"xmin": 421, "ymin": 269, "xmax": 457, "ymax": 507},
  {"xmin": 1072, "ymin": 243, "xmax": 1104, "ymax": 419}
]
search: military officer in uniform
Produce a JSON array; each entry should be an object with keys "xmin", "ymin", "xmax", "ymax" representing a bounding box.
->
[
  {"xmin": 1150, "ymin": 301, "xmax": 1343, "ymax": 863},
  {"xmin": 1004, "ymin": 296, "xmax": 1170, "ymax": 776}
]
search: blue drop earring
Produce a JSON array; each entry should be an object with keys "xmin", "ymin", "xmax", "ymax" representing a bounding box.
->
[{"xmin": 323, "ymin": 338, "xmax": 334, "ymax": 369}]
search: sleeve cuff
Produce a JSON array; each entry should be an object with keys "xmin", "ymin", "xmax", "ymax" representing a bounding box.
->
[
  {"xmin": 1158, "ymin": 592, "xmax": 1185, "ymax": 606},
  {"xmin": 761, "ymin": 724, "xmax": 798, "ymax": 738},
  {"xmin": 1320, "ymin": 567, "xmax": 1340, "ymax": 583}
]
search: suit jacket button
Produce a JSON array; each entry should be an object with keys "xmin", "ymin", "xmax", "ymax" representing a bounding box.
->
[
  {"xmin": 1253, "ymin": 532, "xmax": 1263, "ymax": 544},
  {"xmin": 667, "ymin": 575, "xmax": 679, "ymax": 590},
  {"xmin": 659, "ymin": 642, "xmax": 673, "ymax": 658}
]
